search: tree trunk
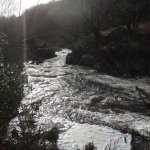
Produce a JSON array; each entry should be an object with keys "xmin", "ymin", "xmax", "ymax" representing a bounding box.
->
[
  {"xmin": 94, "ymin": 30, "xmax": 101, "ymax": 49},
  {"xmin": 127, "ymin": 24, "xmax": 133, "ymax": 40}
]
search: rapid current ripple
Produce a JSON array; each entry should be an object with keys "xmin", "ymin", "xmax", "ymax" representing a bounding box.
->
[{"xmin": 11, "ymin": 49, "xmax": 150, "ymax": 149}]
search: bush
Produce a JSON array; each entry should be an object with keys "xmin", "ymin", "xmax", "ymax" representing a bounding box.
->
[
  {"xmin": 0, "ymin": 64, "xmax": 24, "ymax": 121},
  {"xmin": 106, "ymin": 27, "xmax": 130, "ymax": 43},
  {"xmin": 4, "ymin": 104, "xmax": 58, "ymax": 150},
  {"xmin": 66, "ymin": 35, "xmax": 97, "ymax": 65},
  {"xmin": 0, "ymin": 33, "xmax": 24, "ymax": 147}
]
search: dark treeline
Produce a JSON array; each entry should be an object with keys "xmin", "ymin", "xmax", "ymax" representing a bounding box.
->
[{"xmin": 0, "ymin": 0, "xmax": 150, "ymax": 76}]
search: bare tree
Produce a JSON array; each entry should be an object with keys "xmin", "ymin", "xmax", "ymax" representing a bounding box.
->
[
  {"xmin": 0, "ymin": 0, "xmax": 17, "ymax": 17},
  {"xmin": 63, "ymin": 0, "xmax": 116, "ymax": 47},
  {"xmin": 113, "ymin": 0, "xmax": 150, "ymax": 32}
]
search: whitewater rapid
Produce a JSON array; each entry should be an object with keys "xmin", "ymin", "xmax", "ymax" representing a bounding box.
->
[{"xmin": 15, "ymin": 49, "xmax": 150, "ymax": 149}]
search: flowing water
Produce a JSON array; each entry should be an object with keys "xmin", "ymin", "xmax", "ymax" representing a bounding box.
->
[{"xmin": 12, "ymin": 49, "xmax": 150, "ymax": 149}]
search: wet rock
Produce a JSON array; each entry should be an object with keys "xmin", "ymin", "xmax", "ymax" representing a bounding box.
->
[
  {"xmin": 80, "ymin": 55, "xmax": 95, "ymax": 67},
  {"xmin": 66, "ymin": 52, "xmax": 82, "ymax": 65},
  {"xmin": 89, "ymin": 96, "xmax": 102, "ymax": 107},
  {"xmin": 29, "ymin": 48, "xmax": 57, "ymax": 63}
]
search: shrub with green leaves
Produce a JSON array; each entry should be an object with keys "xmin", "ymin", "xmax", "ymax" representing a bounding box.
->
[
  {"xmin": 0, "ymin": 64, "xmax": 24, "ymax": 121},
  {"xmin": 0, "ymin": 33, "xmax": 24, "ymax": 145}
]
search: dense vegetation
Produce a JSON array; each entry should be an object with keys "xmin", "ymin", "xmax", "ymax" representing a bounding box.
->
[{"xmin": 0, "ymin": 32, "xmax": 24, "ymax": 148}]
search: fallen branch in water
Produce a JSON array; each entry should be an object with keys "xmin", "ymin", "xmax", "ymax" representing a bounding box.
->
[
  {"xmin": 136, "ymin": 86, "xmax": 150, "ymax": 100},
  {"xmin": 136, "ymin": 86, "xmax": 150, "ymax": 109}
]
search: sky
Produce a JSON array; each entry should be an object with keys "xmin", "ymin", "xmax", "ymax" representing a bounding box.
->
[{"xmin": 15, "ymin": 0, "xmax": 52, "ymax": 15}]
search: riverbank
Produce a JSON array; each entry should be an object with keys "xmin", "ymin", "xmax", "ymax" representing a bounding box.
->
[
  {"xmin": 11, "ymin": 49, "xmax": 150, "ymax": 149},
  {"xmin": 66, "ymin": 27, "xmax": 150, "ymax": 78}
]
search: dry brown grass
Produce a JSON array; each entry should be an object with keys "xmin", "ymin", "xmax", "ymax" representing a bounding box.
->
[
  {"xmin": 100, "ymin": 21, "xmax": 150, "ymax": 36},
  {"xmin": 138, "ymin": 22, "xmax": 150, "ymax": 33}
]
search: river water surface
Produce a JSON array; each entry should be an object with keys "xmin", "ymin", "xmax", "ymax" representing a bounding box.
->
[{"xmin": 12, "ymin": 49, "xmax": 150, "ymax": 149}]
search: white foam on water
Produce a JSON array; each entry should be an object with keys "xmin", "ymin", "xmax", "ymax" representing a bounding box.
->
[{"xmin": 18, "ymin": 49, "xmax": 150, "ymax": 149}]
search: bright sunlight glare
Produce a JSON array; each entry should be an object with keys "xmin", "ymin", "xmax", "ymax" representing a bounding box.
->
[{"xmin": 15, "ymin": 0, "xmax": 52, "ymax": 14}]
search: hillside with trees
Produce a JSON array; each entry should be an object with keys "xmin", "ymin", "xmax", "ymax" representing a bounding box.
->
[
  {"xmin": 0, "ymin": 0, "xmax": 149, "ymax": 76},
  {"xmin": 0, "ymin": 0, "xmax": 150, "ymax": 149}
]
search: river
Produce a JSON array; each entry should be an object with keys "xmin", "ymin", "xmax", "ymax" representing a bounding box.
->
[{"xmin": 11, "ymin": 49, "xmax": 150, "ymax": 149}]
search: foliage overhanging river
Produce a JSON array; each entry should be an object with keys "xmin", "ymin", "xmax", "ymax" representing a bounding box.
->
[{"xmin": 10, "ymin": 49, "xmax": 150, "ymax": 149}]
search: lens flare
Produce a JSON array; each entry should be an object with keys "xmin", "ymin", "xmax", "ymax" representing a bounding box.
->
[{"xmin": 23, "ymin": 13, "xmax": 27, "ymax": 63}]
